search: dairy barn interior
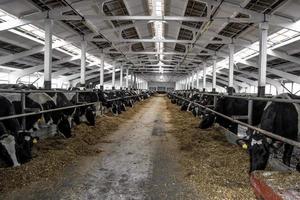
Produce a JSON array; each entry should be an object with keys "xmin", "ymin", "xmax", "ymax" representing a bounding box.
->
[{"xmin": 1, "ymin": 0, "xmax": 300, "ymax": 199}]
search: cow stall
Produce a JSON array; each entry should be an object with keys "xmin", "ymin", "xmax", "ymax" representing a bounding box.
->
[
  {"xmin": 0, "ymin": 88, "xmax": 153, "ymax": 168},
  {"xmin": 169, "ymin": 90, "xmax": 300, "ymax": 199}
]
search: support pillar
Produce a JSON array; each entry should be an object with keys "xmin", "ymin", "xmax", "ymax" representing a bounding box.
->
[
  {"xmin": 112, "ymin": 61, "xmax": 116, "ymax": 90},
  {"xmin": 126, "ymin": 68, "xmax": 129, "ymax": 89},
  {"xmin": 203, "ymin": 63, "xmax": 207, "ymax": 92},
  {"xmin": 133, "ymin": 73, "xmax": 137, "ymax": 89},
  {"xmin": 212, "ymin": 56, "xmax": 217, "ymax": 92},
  {"xmin": 185, "ymin": 77, "xmax": 188, "ymax": 90},
  {"xmin": 100, "ymin": 54, "xmax": 104, "ymax": 90},
  {"xmin": 228, "ymin": 44, "xmax": 235, "ymax": 94},
  {"xmin": 196, "ymin": 70, "xmax": 200, "ymax": 90},
  {"xmin": 191, "ymin": 71, "xmax": 195, "ymax": 89},
  {"xmin": 44, "ymin": 19, "xmax": 53, "ymax": 89},
  {"xmin": 258, "ymin": 22, "xmax": 269, "ymax": 97},
  {"xmin": 80, "ymin": 40, "xmax": 87, "ymax": 87},
  {"xmin": 130, "ymin": 71, "xmax": 134, "ymax": 89},
  {"xmin": 120, "ymin": 65, "xmax": 123, "ymax": 89}
]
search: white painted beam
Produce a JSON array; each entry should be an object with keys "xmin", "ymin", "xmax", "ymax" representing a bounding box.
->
[
  {"xmin": 228, "ymin": 44, "xmax": 234, "ymax": 88},
  {"xmin": 258, "ymin": 22, "xmax": 269, "ymax": 96},
  {"xmin": 126, "ymin": 67, "xmax": 129, "ymax": 89},
  {"xmin": 112, "ymin": 61, "xmax": 116, "ymax": 89},
  {"xmin": 80, "ymin": 40, "xmax": 87, "ymax": 86},
  {"xmin": 212, "ymin": 57, "xmax": 217, "ymax": 91},
  {"xmin": 100, "ymin": 54, "xmax": 104, "ymax": 89},
  {"xmin": 44, "ymin": 19, "xmax": 53, "ymax": 89},
  {"xmin": 120, "ymin": 65, "xmax": 123, "ymax": 88},
  {"xmin": 203, "ymin": 63, "xmax": 207, "ymax": 91}
]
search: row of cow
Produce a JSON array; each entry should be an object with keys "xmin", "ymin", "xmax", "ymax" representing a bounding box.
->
[
  {"xmin": 169, "ymin": 90, "xmax": 300, "ymax": 173},
  {"xmin": 0, "ymin": 84, "xmax": 153, "ymax": 167}
]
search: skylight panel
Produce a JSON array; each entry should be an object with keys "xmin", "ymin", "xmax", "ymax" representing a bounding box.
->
[{"xmin": 0, "ymin": 8, "xmax": 113, "ymax": 73}]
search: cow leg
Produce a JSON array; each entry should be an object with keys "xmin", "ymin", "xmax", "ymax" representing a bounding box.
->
[{"xmin": 282, "ymin": 144, "xmax": 293, "ymax": 167}]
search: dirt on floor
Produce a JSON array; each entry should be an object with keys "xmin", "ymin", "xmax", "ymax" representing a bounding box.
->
[
  {"xmin": 166, "ymin": 97, "xmax": 256, "ymax": 200},
  {"xmin": 0, "ymin": 99, "xmax": 149, "ymax": 194}
]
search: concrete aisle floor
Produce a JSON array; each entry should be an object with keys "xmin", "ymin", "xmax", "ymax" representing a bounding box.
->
[{"xmin": 5, "ymin": 96, "xmax": 200, "ymax": 200}]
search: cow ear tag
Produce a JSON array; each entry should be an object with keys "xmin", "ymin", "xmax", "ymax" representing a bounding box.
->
[
  {"xmin": 242, "ymin": 144, "xmax": 248, "ymax": 149},
  {"xmin": 33, "ymin": 138, "xmax": 38, "ymax": 144}
]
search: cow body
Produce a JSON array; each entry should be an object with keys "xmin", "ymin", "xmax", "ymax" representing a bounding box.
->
[
  {"xmin": 0, "ymin": 96, "xmax": 36, "ymax": 167},
  {"xmin": 200, "ymin": 96, "xmax": 266, "ymax": 134},
  {"xmin": 249, "ymin": 93, "xmax": 300, "ymax": 172}
]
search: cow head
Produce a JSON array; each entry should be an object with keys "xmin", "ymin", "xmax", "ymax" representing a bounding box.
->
[
  {"xmin": 15, "ymin": 132, "xmax": 38, "ymax": 164},
  {"xmin": 248, "ymin": 132, "xmax": 270, "ymax": 173},
  {"xmin": 57, "ymin": 115, "xmax": 72, "ymax": 138},
  {"xmin": 199, "ymin": 113, "xmax": 216, "ymax": 129},
  {"xmin": 0, "ymin": 128, "xmax": 37, "ymax": 167},
  {"xmin": 85, "ymin": 106, "xmax": 96, "ymax": 126}
]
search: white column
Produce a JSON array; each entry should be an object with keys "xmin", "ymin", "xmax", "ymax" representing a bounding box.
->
[
  {"xmin": 126, "ymin": 68, "xmax": 129, "ymax": 89},
  {"xmin": 133, "ymin": 73, "xmax": 137, "ymax": 89},
  {"xmin": 196, "ymin": 71, "xmax": 199, "ymax": 89},
  {"xmin": 120, "ymin": 65, "xmax": 123, "ymax": 89},
  {"xmin": 228, "ymin": 44, "xmax": 234, "ymax": 93},
  {"xmin": 258, "ymin": 22, "xmax": 269, "ymax": 96},
  {"xmin": 191, "ymin": 71, "xmax": 195, "ymax": 89},
  {"xmin": 80, "ymin": 40, "xmax": 87, "ymax": 86},
  {"xmin": 44, "ymin": 19, "xmax": 53, "ymax": 89},
  {"xmin": 112, "ymin": 61, "xmax": 116, "ymax": 90},
  {"xmin": 100, "ymin": 54, "xmax": 104, "ymax": 89},
  {"xmin": 185, "ymin": 77, "xmax": 188, "ymax": 90},
  {"xmin": 212, "ymin": 56, "xmax": 217, "ymax": 92},
  {"xmin": 130, "ymin": 71, "xmax": 134, "ymax": 89},
  {"xmin": 203, "ymin": 63, "xmax": 207, "ymax": 91}
]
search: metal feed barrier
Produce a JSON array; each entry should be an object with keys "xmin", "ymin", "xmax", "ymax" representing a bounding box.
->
[
  {"xmin": 0, "ymin": 89, "xmax": 144, "ymax": 133},
  {"xmin": 170, "ymin": 92, "xmax": 300, "ymax": 149}
]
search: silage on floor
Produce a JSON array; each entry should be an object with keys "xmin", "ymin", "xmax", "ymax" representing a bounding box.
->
[
  {"xmin": 0, "ymin": 99, "xmax": 149, "ymax": 193},
  {"xmin": 166, "ymin": 98, "xmax": 255, "ymax": 200}
]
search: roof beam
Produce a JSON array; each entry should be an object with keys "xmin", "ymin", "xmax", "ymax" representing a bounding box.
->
[
  {"xmin": 103, "ymin": 51, "xmax": 212, "ymax": 56},
  {"xmin": 267, "ymin": 49, "xmax": 300, "ymax": 65},
  {"xmin": 26, "ymin": 15, "xmax": 261, "ymax": 23},
  {"xmin": 10, "ymin": 55, "xmax": 80, "ymax": 78},
  {"xmin": 0, "ymin": 41, "xmax": 69, "ymax": 65},
  {"xmin": 237, "ymin": 59, "xmax": 300, "ymax": 84},
  {"xmin": 235, "ymin": 69, "xmax": 282, "ymax": 90},
  {"xmin": 88, "ymin": 38, "xmax": 249, "ymax": 46}
]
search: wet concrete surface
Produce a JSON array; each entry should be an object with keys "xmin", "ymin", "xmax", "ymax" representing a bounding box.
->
[{"xmin": 3, "ymin": 97, "xmax": 200, "ymax": 200}]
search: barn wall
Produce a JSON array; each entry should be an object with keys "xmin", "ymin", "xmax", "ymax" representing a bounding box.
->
[{"xmin": 148, "ymin": 82, "xmax": 175, "ymax": 91}]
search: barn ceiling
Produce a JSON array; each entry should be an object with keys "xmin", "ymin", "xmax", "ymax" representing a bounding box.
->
[{"xmin": 0, "ymin": 0, "xmax": 299, "ymax": 87}]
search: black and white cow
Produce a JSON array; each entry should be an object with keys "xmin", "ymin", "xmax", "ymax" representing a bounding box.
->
[
  {"xmin": 247, "ymin": 93, "xmax": 300, "ymax": 172},
  {"xmin": 3, "ymin": 92, "xmax": 72, "ymax": 138},
  {"xmin": 65, "ymin": 90, "xmax": 97, "ymax": 126},
  {"xmin": 0, "ymin": 96, "xmax": 36, "ymax": 167}
]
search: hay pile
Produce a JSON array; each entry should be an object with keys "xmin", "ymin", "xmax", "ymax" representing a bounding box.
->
[
  {"xmin": 166, "ymin": 98, "xmax": 255, "ymax": 199},
  {"xmin": 0, "ymin": 99, "xmax": 149, "ymax": 193}
]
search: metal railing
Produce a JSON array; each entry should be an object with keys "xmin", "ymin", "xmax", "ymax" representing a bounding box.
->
[
  {"xmin": 0, "ymin": 89, "xmax": 145, "ymax": 131},
  {"xmin": 170, "ymin": 93, "xmax": 300, "ymax": 149}
]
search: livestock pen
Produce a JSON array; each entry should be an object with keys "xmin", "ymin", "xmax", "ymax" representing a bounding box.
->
[
  {"xmin": 169, "ymin": 90, "xmax": 300, "ymax": 199},
  {"xmin": 1, "ymin": 0, "xmax": 300, "ymax": 199}
]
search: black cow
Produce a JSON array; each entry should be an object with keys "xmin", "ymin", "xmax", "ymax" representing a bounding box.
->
[
  {"xmin": 200, "ymin": 96, "xmax": 266, "ymax": 134},
  {"xmin": 248, "ymin": 93, "xmax": 300, "ymax": 172}
]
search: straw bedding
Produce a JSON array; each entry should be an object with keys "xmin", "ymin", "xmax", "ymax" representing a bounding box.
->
[
  {"xmin": 166, "ymin": 98, "xmax": 255, "ymax": 199},
  {"xmin": 0, "ymin": 99, "xmax": 149, "ymax": 193}
]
